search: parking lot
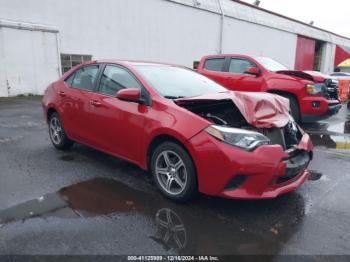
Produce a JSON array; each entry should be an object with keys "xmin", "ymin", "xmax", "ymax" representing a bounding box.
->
[{"xmin": 0, "ymin": 96, "xmax": 350, "ymax": 258}]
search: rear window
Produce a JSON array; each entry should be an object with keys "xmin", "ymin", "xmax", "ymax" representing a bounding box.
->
[{"xmin": 204, "ymin": 58, "xmax": 225, "ymax": 72}]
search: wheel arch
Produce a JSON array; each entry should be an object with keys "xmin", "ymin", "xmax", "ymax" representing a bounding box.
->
[
  {"xmin": 267, "ymin": 90, "xmax": 301, "ymax": 121},
  {"xmin": 146, "ymin": 134, "xmax": 196, "ymax": 173},
  {"xmin": 46, "ymin": 107, "xmax": 58, "ymax": 122},
  {"xmin": 267, "ymin": 89, "xmax": 300, "ymax": 110},
  {"xmin": 267, "ymin": 90, "xmax": 298, "ymax": 100}
]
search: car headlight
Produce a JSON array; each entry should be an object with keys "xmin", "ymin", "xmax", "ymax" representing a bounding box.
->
[
  {"xmin": 306, "ymin": 84, "xmax": 323, "ymax": 95},
  {"xmin": 205, "ymin": 125, "xmax": 271, "ymax": 151}
]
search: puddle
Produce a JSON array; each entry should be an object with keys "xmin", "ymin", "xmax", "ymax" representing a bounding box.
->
[
  {"xmin": 60, "ymin": 155, "xmax": 76, "ymax": 161},
  {"xmin": 308, "ymin": 170, "xmax": 323, "ymax": 181},
  {"xmin": 151, "ymin": 208, "xmax": 187, "ymax": 250},
  {"xmin": 301, "ymin": 106, "xmax": 350, "ymax": 150},
  {"xmin": 0, "ymin": 135, "xmax": 24, "ymax": 144},
  {"xmin": 308, "ymin": 133, "xmax": 350, "ymax": 150},
  {"xmin": 0, "ymin": 178, "xmax": 308, "ymax": 254},
  {"xmin": 59, "ymin": 153, "xmax": 91, "ymax": 162},
  {"xmin": 0, "ymin": 121, "xmax": 44, "ymax": 128},
  {"xmin": 302, "ymin": 107, "xmax": 350, "ymax": 150}
]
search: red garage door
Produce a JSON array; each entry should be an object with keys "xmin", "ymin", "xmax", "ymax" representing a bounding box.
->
[{"xmin": 295, "ymin": 36, "xmax": 316, "ymax": 71}]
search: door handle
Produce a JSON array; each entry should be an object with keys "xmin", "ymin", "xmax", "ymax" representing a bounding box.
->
[
  {"xmin": 90, "ymin": 100, "xmax": 102, "ymax": 107},
  {"xmin": 59, "ymin": 91, "xmax": 66, "ymax": 97}
]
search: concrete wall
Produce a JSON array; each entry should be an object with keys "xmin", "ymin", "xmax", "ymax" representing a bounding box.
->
[
  {"xmin": 222, "ymin": 18, "xmax": 297, "ymax": 69},
  {"xmin": 321, "ymin": 43, "xmax": 336, "ymax": 73},
  {"xmin": 0, "ymin": 21, "xmax": 60, "ymax": 96},
  {"xmin": 0, "ymin": 0, "xmax": 297, "ymax": 68},
  {"xmin": 0, "ymin": 0, "xmax": 221, "ymax": 67},
  {"xmin": 0, "ymin": 0, "xmax": 348, "ymax": 96}
]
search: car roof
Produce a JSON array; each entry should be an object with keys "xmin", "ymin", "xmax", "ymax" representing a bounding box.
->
[
  {"xmin": 202, "ymin": 54, "xmax": 255, "ymax": 59},
  {"xmin": 86, "ymin": 59, "xmax": 181, "ymax": 67},
  {"xmin": 61, "ymin": 59, "xmax": 191, "ymax": 80}
]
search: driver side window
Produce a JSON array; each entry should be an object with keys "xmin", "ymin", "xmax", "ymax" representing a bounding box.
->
[
  {"xmin": 98, "ymin": 65, "xmax": 142, "ymax": 96},
  {"xmin": 229, "ymin": 58, "xmax": 256, "ymax": 74}
]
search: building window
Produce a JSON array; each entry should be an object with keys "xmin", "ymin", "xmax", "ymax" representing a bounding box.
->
[{"xmin": 61, "ymin": 54, "xmax": 92, "ymax": 74}]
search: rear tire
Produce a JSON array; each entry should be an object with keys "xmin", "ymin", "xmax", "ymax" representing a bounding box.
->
[
  {"xmin": 48, "ymin": 112, "xmax": 74, "ymax": 150},
  {"xmin": 280, "ymin": 94, "xmax": 300, "ymax": 123},
  {"xmin": 150, "ymin": 142, "xmax": 197, "ymax": 202}
]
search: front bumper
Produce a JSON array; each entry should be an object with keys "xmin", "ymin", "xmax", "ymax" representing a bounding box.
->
[
  {"xmin": 185, "ymin": 130, "xmax": 313, "ymax": 199},
  {"xmin": 300, "ymin": 96, "xmax": 341, "ymax": 123}
]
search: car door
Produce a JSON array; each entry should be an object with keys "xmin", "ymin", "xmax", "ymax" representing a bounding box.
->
[
  {"xmin": 87, "ymin": 64, "xmax": 148, "ymax": 163},
  {"xmin": 59, "ymin": 64, "xmax": 101, "ymax": 143},
  {"xmin": 223, "ymin": 57, "xmax": 263, "ymax": 92}
]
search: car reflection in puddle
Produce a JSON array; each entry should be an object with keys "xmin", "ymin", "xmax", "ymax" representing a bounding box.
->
[
  {"xmin": 308, "ymin": 133, "xmax": 350, "ymax": 150},
  {"xmin": 301, "ymin": 106, "xmax": 350, "ymax": 150},
  {"xmin": 345, "ymin": 115, "xmax": 350, "ymax": 134},
  {"xmin": 152, "ymin": 208, "xmax": 187, "ymax": 250},
  {"xmin": 0, "ymin": 178, "xmax": 308, "ymax": 254}
]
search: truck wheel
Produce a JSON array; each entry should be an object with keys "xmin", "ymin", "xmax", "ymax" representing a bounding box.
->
[
  {"xmin": 48, "ymin": 112, "xmax": 74, "ymax": 150},
  {"xmin": 150, "ymin": 142, "xmax": 197, "ymax": 202},
  {"xmin": 281, "ymin": 94, "xmax": 300, "ymax": 122}
]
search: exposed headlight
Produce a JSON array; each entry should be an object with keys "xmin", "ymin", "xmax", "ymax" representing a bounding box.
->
[
  {"xmin": 205, "ymin": 125, "xmax": 271, "ymax": 151},
  {"xmin": 306, "ymin": 84, "xmax": 323, "ymax": 95}
]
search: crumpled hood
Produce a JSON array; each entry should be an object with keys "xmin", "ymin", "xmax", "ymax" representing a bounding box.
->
[
  {"xmin": 276, "ymin": 70, "xmax": 330, "ymax": 83},
  {"xmin": 276, "ymin": 70, "xmax": 315, "ymax": 82},
  {"xmin": 176, "ymin": 91, "xmax": 292, "ymax": 128}
]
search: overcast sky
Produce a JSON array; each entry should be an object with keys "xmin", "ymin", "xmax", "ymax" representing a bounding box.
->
[{"xmin": 240, "ymin": 0, "xmax": 350, "ymax": 37}]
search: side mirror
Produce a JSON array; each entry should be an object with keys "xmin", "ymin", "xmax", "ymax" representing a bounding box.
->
[
  {"xmin": 116, "ymin": 88, "xmax": 141, "ymax": 103},
  {"xmin": 245, "ymin": 67, "xmax": 261, "ymax": 76}
]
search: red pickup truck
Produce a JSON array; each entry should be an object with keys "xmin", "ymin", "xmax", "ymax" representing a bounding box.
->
[{"xmin": 197, "ymin": 54, "xmax": 341, "ymax": 122}]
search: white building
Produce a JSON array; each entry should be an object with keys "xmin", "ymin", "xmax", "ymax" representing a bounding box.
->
[{"xmin": 0, "ymin": 0, "xmax": 350, "ymax": 97}]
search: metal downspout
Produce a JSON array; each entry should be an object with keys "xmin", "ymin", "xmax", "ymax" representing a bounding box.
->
[
  {"xmin": 217, "ymin": 0, "xmax": 224, "ymax": 54},
  {"xmin": 55, "ymin": 33, "xmax": 62, "ymax": 76}
]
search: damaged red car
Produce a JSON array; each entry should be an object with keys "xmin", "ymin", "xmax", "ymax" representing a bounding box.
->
[
  {"xmin": 42, "ymin": 60, "xmax": 313, "ymax": 202},
  {"xmin": 197, "ymin": 54, "xmax": 341, "ymax": 123}
]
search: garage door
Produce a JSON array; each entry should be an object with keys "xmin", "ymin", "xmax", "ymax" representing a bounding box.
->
[
  {"xmin": 0, "ymin": 20, "xmax": 60, "ymax": 97},
  {"xmin": 294, "ymin": 36, "xmax": 316, "ymax": 71}
]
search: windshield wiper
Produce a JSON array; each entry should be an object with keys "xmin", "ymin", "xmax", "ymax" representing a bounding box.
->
[{"xmin": 164, "ymin": 95, "xmax": 185, "ymax": 99}]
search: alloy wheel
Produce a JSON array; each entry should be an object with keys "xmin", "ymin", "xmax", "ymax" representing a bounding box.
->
[
  {"xmin": 49, "ymin": 116, "xmax": 63, "ymax": 145},
  {"xmin": 155, "ymin": 150, "xmax": 188, "ymax": 196}
]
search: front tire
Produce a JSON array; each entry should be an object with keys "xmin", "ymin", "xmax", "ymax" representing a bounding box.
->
[
  {"xmin": 48, "ymin": 112, "xmax": 74, "ymax": 150},
  {"xmin": 281, "ymin": 94, "xmax": 300, "ymax": 122},
  {"xmin": 150, "ymin": 142, "xmax": 197, "ymax": 202}
]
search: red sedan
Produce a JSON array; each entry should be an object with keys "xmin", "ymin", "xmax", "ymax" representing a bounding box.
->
[{"xmin": 42, "ymin": 60, "xmax": 313, "ymax": 202}]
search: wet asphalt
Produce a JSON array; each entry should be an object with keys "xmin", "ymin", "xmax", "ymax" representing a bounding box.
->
[{"xmin": 0, "ymin": 96, "xmax": 350, "ymax": 258}]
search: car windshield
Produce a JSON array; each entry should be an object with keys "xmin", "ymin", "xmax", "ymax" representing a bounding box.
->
[
  {"xmin": 254, "ymin": 57, "xmax": 288, "ymax": 72},
  {"xmin": 135, "ymin": 65, "xmax": 227, "ymax": 98}
]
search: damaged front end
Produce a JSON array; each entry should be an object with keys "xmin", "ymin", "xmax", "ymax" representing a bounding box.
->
[
  {"xmin": 177, "ymin": 91, "xmax": 313, "ymax": 192},
  {"xmin": 277, "ymin": 70, "xmax": 340, "ymax": 100},
  {"xmin": 176, "ymin": 91, "xmax": 306, "ymax": 151}
]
